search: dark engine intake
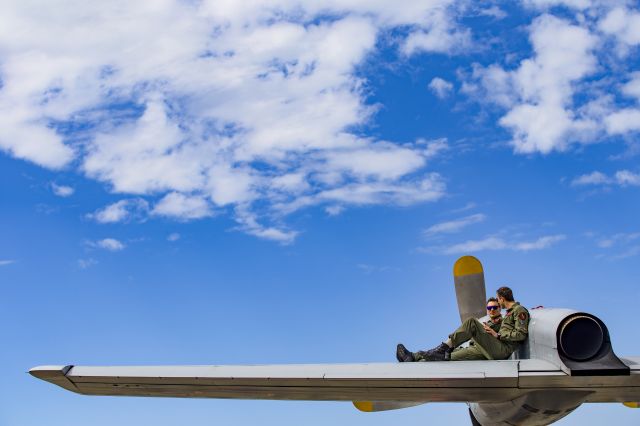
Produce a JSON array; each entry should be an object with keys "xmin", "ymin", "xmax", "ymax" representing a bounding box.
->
[{"xmin": 556, "ymin": 312, "xmax": 628, "ymax": 376}]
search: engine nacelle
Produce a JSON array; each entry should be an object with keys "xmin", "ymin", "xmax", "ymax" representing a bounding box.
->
[
  {"xmin": 469, "ymin": 308, "xmax": 629, "ymax": 425},
  {"xmin": 513, "ymin": 308, "xmax": 628, "ymax": 376}
]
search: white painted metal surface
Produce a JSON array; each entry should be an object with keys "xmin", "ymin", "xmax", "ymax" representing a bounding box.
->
[{"xmin": 30, "ymin": 359, "xmax": 640, "ymax": 403}]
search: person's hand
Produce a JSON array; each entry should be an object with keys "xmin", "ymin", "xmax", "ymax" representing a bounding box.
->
[{"xmin": 483, "ymin": 323, "xmax": 498, "ymax": 337}]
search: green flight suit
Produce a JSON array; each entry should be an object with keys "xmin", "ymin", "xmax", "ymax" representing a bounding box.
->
[
  {"xmin": 449, "ymin": 317, "xmax": 502, "ymax": 361},
  {"xmin": 449, "ymin": 302, "xmax": 529, "ymax": 361},
  {"xmin": 413, "ymin": 317, "xmax": 505, "ymax": 361}
]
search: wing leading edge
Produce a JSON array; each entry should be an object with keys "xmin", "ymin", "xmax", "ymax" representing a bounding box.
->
[{"xmin": 30, "ymin": 358, "xmax": 640, "ymax": 403}]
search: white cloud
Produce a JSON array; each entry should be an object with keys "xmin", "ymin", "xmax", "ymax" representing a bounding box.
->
[
  {"xmin": 417, "ymin": 138, "xmax": 449, "ymax": 159},
  {"xmin": 501, "ymin": 15, "xmax": 598, "ymax": 153},
  {"xmin": 89, "ymin": 198, "xmax": 149, "ymax": 223},
  {"xmin": 598, "ymin": 17, "xmax": 640, "ymax": 134},
  {"xmin": 439, "ymin": 236, "xmax": 507, "ymax": 253},
  {"xmin": 571, "ymin": 171, "xmax": 612, "ymax": 186},
  {"xmin": 621, "ymin": 72, "xmax": 640, "ymax": 100},
  {"xmin": 450, "ymin": 202, "xmax": 477, "ymax": 214},
  {"xmin": 274, "ymin": 173, "xmax": 446, "ymax": 216},
  {"xmin": 325, "ymin": 205, "xmax": 345, "ymax": 216},
  {"xmin": 605, "ymin": 109, "xmax": 640, "ymax": 134},
  {"xmin": 512, "ymin": 234, "xmax": 566, "ymax": 251},
  {"xmin": 0, "ymin": 259, "xmax": 16, "ymax": 266},
  {"xmin": 152, "ymin": 192, "xmax": 213, "ymax": 220},
  {"xmin": 523, "ymin": 0, "xmax": 593, "ymax": 10},
  {"xmin": 402, "ymin": 6, "xmax": 471, "ymax": 55},
  {"xmin": 82, "ymin": 99, "xmax": 199, "ymax": 195},
  {"xmin": 167, "ymin": 233, "xmax": 181, "ymax": 242},
  {"xmin": 324, "ymin": 145, "xmax": 427, "ymax": 180},
  {"xmin": 588, "ymin": 231, "xmax": 640, "ymax": 259},
  {"xmin": 0, "ymin": 111, "xmax": 75, "ymax": 169},
  {"xmin": 51, "ymin": 182, "xmax": 74, "ymax": 197},
  {"xmin": 429, "ymin": 77, "xmax": 454, "ymax": 99},
  {"xmin": 0, "ymin": 1, "xmax": 459, "ymax": 242},
  {"xmin": 599, "ymin": 7, "xmax": 640, "ymax": 47},
  {"xmin": 88, "ymin": 238, "xmax": 126, "ymax": 251},
  {"xmin": 467, "ymin": 15, "xmax": 600, "ymax": 154},
  {"xmin": 611, "ymin": 245, "xmax": 640, "ymax": 260},
  {"xmin": 596, "ymin": 232, "xmax": 640, "ymax": 249},
  {"xmin": 424, "ymin": 213, "xmax": 486, "ymax": 236},
  {"xmin": 77, "ymin": 258, "xmax": 98, "ymax": 269},
  {"xmin": 571, "ymin": 170, "xmax": 640, "ymax": 187},
  {"xmin": 423, "ymin": 233, "xmax": 565, "ymax": 254},
  {"xmin": 615, "ymin": 170, "xmax": 640, "ymax": 186},
  {"xmin": 234, "ymin": 208, "xmax": 298, "ymax": 245},
  {"xmin": 478, "ymin": 6, "xmax": 507, "ymax": 19}
]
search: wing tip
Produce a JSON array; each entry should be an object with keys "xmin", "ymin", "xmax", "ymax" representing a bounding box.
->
[
  {"xmin": 29, "ymin": 365, "xmax": 73, "ymax": 379},
  {"xmin": 30, "ymin": 365, "xmax": 81, "ymax": 393}
]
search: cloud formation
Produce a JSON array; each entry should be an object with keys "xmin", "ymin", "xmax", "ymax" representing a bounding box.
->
[
  {"xmin": 152, "ymin": 192, "xmax": 213, "ymax": 220},
  {"xmin": 0, "ymin": 1, "xmax": 462, "ymax": 241},
  {"xmin": 88, "ymin": 199, "xmax": 149, "ymax": 223},
  {"xmin": 77, "ymin": 258, "xmax": 98, "ymax": 269},
  {"xmin": 87, "ymin": 238, "xmax": 126, "ymax": 252},
  {"xmin": 429, "ymin": 77, "xmax": 454, "ymax": 99},
  {"xmin": 3, "ymin": 1, "xmax": 640, "ymax": 241},
  {"xmin": 571, "ymin": 170, "xmax": 640, "ymax": 187},
  {"xmin": 462, "ymin": 5, "xmax": 640, "ymax": 155},
  {"xmin": 468, "ymin": 14, "xmax": 599, "ymax": 153},
  {"xmin": 51, "ymin": 183, "xmax": 74, "ymax": 197},
  {"xmin": 422, "ymin": 234, "xmax": 565, "ymax": 254},
  {"xmin": 587, "ymin": 230, "xmax": 640, "ymax": 260},
  {"xmin": 423, "ymin": 213, "xmax": 486, "ymax": 236}
]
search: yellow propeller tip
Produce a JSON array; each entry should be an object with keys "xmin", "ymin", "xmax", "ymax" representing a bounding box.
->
[
  {"xmin": 453, "ymin": 256, "xmax": 483, "ymax": 277},
  {"xmin": 623, "ymin": 402, "xmax": 639, "ymax": 408},
  {"xmin": 353, "ymin": 401, "xmax": 374, "ymax": 412}
]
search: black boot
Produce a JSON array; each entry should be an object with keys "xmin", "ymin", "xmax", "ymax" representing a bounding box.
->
[
  {"xmin": 396, "ymin": 343, "xmax": 415, "ymax": 362},
  {"xmin": 422, "ymin": 342, "xmax": 452, "ymax": 361}
]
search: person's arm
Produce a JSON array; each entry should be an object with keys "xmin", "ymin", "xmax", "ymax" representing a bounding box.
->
[
  {"xmin": 483, "ymin": 322, "xmax": 499, "ymax": 338},
  {"xmin": 498, "ymin": 309, "xmax": 529, "ymax": 342}
]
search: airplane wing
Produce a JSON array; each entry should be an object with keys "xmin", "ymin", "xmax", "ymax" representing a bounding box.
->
[{"xmin": 30, "ymin": 357, "xmax": 640, "ymax": 404}]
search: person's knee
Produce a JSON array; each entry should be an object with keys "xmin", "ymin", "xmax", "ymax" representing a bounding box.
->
[
  {"xmin": 463, "ymin": 318, "xmax": 481, "ymax": 333},
  {"xmin": 463, "ymin": 318, "xmax": 478, "ymax": 328}
]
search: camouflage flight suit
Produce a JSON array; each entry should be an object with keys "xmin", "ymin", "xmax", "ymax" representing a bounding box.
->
[{"xmin": 416, "ymin": 303, "xmax": 529, "ymax": 361}]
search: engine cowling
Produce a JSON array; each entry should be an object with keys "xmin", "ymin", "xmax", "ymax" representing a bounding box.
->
[
  {"xmin": 469, "ymin": 308, "xmax": 629, "ymax": 425},
  {"xmin": 513, "ymin": 308, "xmax": 628, "ymax": 376}
]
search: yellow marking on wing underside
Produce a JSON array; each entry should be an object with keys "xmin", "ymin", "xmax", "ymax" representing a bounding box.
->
[
  {"xmin": 453, "ymin": 255, "xmax": 483, "ymax": 277},
  {"xmin": 353, "ymin": 401, "xmax": 374, "ymax": 412},
  {"xmin": 623, "ymin": 402, "xmax": 639, "ymax": 408}
]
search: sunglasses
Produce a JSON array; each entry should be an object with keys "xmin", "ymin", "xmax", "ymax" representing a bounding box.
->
[{"xmin": 486, "ymin": 306, "xmax": 500, "ymax": 311}]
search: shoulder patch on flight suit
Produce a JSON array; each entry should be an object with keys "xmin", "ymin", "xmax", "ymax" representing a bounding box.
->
[{"xmin": 518, "ymin": 311, "xmax": 528, "ymax": 325}]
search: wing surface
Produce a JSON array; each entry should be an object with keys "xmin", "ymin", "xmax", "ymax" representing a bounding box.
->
[{"xmin": 30, "ymin": 358, "xmax": 640, "ymax": 403}]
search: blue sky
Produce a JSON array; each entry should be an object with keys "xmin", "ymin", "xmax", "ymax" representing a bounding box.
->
[{"xmin": 1, "ymin": 1, "xmax": 639, "ymax": 424}]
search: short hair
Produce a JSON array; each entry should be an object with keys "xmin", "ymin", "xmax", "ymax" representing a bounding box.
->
[
  {"xmin": 486, "ymin": 297, "xmax": 499, "ymax": 304},
  {"xmin": 496, "ymin": 286, "xmax": 514, "ymax": 302}
]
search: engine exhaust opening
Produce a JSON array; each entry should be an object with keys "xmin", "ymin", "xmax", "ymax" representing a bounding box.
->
[{"xmin": 558, "ymin": 315, "xmax": 604, "ymax": 362}]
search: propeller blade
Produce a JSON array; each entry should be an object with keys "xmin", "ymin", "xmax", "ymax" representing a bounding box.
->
[
  {"xmin": 453, "ymin": 256, "xmax": 487, "ymax": 323},
  {"xmin": 353, "ymin": 401, "xmax": 426, "ymax": 412}
]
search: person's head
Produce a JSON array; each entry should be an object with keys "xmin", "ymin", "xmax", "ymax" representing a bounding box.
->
[
  {"xmin": 486, "ymin": 297, "xmax": 501, "ymax": 318},
  {"xmin": 496, "ymin": 286, "xmax": 514, "ymax": 308}
]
